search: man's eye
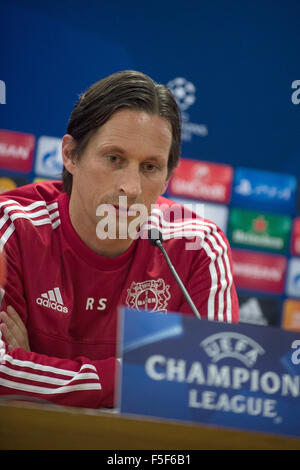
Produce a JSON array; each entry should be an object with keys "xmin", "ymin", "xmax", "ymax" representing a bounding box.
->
[
  {"xmin": 107, "ymin": 155, "xmax": 120, "ymax": 164},
  {"xmin": 143, "ymin": 163, "xmax": 158, "ymax": 173}
]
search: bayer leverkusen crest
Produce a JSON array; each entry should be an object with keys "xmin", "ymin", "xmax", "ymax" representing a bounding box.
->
[{"xmin": 126, "ymin": 278, "xmax": 170, "ymax": 313}]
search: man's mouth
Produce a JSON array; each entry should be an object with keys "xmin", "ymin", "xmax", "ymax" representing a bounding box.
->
[
  {"xmin": 101, "ymin": 199, "xmax": 144, "ymax": 218},
  {"xmin": 113, "ymin": 204, "xmax": 129, "ymax": 216}
]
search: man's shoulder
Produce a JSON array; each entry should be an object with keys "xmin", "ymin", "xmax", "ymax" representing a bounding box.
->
[
  {"xmin": 153, "ymin": 195, "xmax": 229, "ymax": 250},
  {"xmin": 0, "ymin": 180, "xmax": 64, "ymax": 247},
  {"xmin": 0, "ymin": 180, "xmax": 63, "ymax": 205},
  {"xmin": 155, "ymin": 195, "xmax": 219, "ymax": 229}
]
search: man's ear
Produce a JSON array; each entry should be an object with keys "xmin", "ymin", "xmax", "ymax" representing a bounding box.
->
[
  {"xmin": 161, "ymin": 167, "xmax": 176, "ymax": 195},
  {"xmin": 161, "ymin": 178, "xmax": 170, "ymax": 195},
  {"xmin": 62, "ymin": 134, "xmax": 77, "ymax": 175}
]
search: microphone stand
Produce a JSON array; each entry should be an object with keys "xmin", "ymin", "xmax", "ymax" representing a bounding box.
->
[{"xmin": 148, "ymin": 229, "xmax": 201, "ymax": 320}]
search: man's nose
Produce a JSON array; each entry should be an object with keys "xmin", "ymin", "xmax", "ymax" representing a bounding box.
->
[{"xmin": 117, "ymin": 166, "xmax": 142, "ymax": 200}]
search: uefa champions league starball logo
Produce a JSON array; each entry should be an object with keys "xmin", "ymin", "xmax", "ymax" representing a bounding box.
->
[
  {"xmin": 167, "ymin": 77, "xmax": 208, "ymax": 141},
  {"xmin": 167, "ymin": 77, "xmax": 196, "ymax": 112}
]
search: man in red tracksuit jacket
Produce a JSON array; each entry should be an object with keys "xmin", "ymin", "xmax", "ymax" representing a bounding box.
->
[{"xmin": 0, "ymin": 70, "xmax": 239, "ymax": 409}]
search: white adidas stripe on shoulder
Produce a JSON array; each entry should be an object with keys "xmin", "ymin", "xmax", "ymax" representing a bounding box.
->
[
  {"xmin": 0, "ymin": 201, "xmax": 58, "ymax": 229},
  {"xmin": 0, "ymin": 199, "xmax": 61, "ymax": 247},
  {"xmin": 0, "ymin": 199, "xmax": 58, "ymax": 211}
]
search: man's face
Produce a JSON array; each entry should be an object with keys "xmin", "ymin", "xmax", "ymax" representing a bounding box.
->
[{"xmin": 63, "ymin": 109, "xmax": 172, "ymax": 250}]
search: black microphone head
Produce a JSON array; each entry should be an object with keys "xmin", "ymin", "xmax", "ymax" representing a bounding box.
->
[{"xmin": 148, "ymin": 228, "xmax": 163, "ymax": 247}]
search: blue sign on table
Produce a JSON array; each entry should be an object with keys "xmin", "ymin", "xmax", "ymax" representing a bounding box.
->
[
  {"xmin": 117, "ymin": 308, "xmax": 300, "ymax": 438},
  {"xmin": 231, "ymin": 168, "xmax": 297, "ymax": 214}
]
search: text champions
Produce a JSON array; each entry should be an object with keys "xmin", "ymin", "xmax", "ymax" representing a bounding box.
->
[{"xmin": 145, "ymin": 355, "xmax": 300, "ymax": 420}]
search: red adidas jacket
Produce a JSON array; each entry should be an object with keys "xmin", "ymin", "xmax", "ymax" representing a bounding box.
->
[{"xmin": 0, "ymin": 181, "xmax": 238, "ymax": 408}]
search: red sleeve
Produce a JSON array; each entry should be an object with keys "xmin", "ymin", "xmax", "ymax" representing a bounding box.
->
[
  {"xmin": 0, "ymin": 334, "xmax": 118, "ymax": 408},
  {"xmin": 178, "ymin": 222, "xmax": 239, "ymax": 323},
  {"xmin": 0, "ymin": 195, "xmax": 118, "ymax": 409},
  {"xmin": 0, "ymin": 225, "xmax": 28, "ymax": 325}
]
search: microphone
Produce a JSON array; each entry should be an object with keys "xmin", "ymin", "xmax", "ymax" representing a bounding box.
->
[{"xmin": 148, "ymin": 228, "xmax": 201, "ymax": 320}]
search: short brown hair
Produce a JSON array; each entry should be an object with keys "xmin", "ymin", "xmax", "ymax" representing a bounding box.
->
[{"xmin": 63, "ymin": 70, "xmax": 181, "ymax": 195}]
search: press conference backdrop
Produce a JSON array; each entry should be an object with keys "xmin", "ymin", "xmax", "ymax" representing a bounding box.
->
[{"xmin": 0, "ymin": 0, "xmax": 300, "ymax": 331}]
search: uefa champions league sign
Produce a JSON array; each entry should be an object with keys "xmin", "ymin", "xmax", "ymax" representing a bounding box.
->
[{"xmin": 118, "ymin": 308, "xmax": 300, "ymax": 438}]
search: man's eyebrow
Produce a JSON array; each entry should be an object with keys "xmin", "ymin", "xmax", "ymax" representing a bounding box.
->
[
  {"xmin": 96, "ymin": 144, "xmax": 166, "ymax": 163},
  {"xmin": 96, "ymin": 144, "xmax": 126, "ymax": 154},
  {"xmin": 143, "ymin": 155, "xmax": 166, "ymax": 164}
]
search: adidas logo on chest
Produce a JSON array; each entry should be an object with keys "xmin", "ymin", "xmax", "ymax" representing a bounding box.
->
[{"xmin": 36, "ymin": 287, "xmax": 69, "ymax": 313}]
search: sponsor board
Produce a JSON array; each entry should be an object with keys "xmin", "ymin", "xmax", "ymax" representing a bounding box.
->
[
  {"xmin": 34, "ymin": 136, "xmax": 63, "ymax": 178},
  {"xmin": 238, "ymin": 293, "xmax": 282, "ymax": 327},
  {"xmin": 168, "ymin": 159, "xmax": 233, "ymax": 204},
  {"xmin": 228, "ymin": 208, "xmax": 291, "ymax": 253},
  {"xmin": 231, "ymin": 249, "xmax": 287, "ymax": 294},
  {"xmin": 282, "ymin": 300, "xmax": 300, "ymax": 332},
  {"xmin": 286, "ymin": 258, "xmax": 300, "ymax": 298},
  {"xmin": 169, "ymin": 196, "xmax": 228, "ymax": 234},
  {"xmin": 232, "ymin": 168, "xmax": 297, "ymax": 213},
  {"xmin": 291, "ymin": 218, "xmax": 300, "ymax": 256},
  {"xmin": 0, "ymin": 129, "xmax": 35, "ymax": 173},
  {"xmin": 118, "ymin": 308, "xmax": 300, "ymax": 438}
]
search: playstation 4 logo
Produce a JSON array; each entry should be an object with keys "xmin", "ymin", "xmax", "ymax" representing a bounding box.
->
[
  {"xmin": 0, "ymin": 80, "xmax": 6, "ymax": 104},
  {"xmin": 232, "ymin": 168, "xmax": 296, "ymax": 213}
]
